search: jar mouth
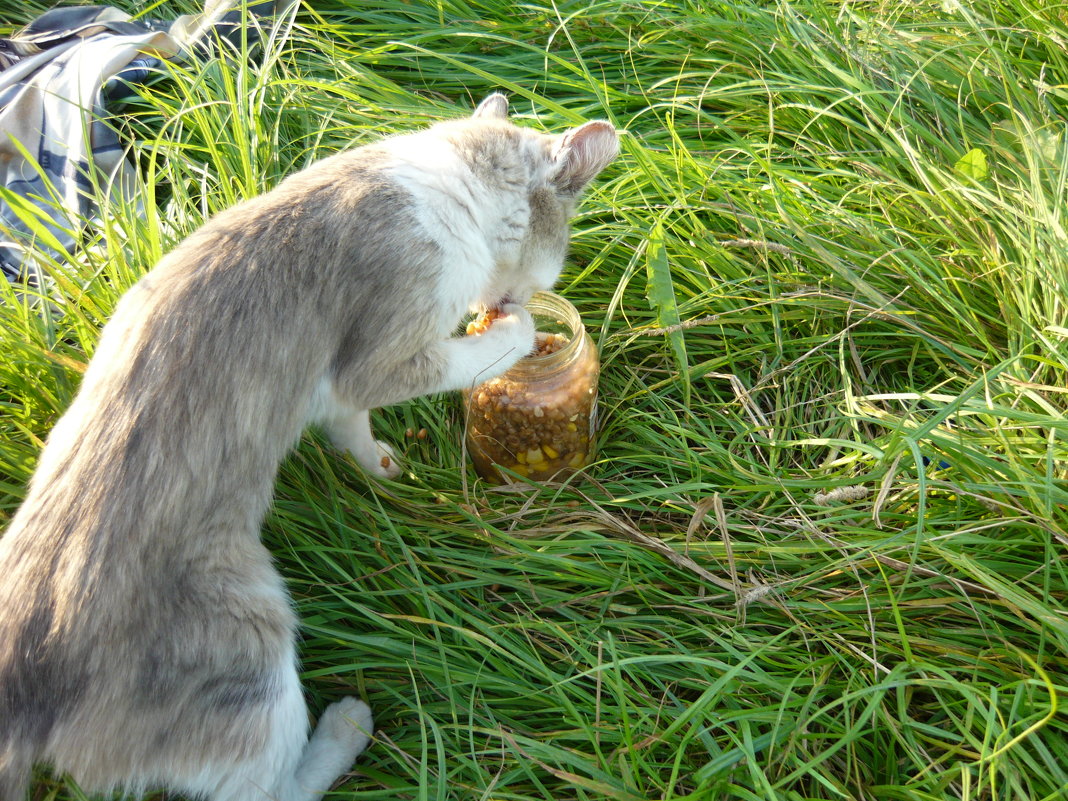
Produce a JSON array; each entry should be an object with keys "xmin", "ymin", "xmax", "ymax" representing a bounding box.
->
[{"xmin": 507, "ymin": 291, "xmax": 585, "ymax": 376}]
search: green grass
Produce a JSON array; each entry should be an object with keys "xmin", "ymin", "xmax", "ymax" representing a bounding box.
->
[{"xmin": 3, "ymin": 0, "xmax": 1068, "ymax": 799}]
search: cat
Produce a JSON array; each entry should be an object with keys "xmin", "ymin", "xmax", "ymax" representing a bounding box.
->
[{"xmin": 0, "ymin": 93, "xmax": 618, "ymax": 801}]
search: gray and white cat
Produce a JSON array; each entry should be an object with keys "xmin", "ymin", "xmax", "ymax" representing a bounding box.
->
[{"xmin": 0, "ymin": 94, "xmax": 618, "ymax": 801}]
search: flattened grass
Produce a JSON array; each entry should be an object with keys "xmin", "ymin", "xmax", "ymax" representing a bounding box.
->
[{"xmin": 2, "ymin": 1, "xmax": 1067, "ymax": 799}]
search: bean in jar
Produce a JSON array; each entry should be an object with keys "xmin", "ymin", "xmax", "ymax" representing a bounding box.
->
[{"xmin": 462, "ymin": 292, "xmax": 599, "ymax": 483}]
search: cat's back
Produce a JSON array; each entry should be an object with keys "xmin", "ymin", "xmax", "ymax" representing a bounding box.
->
[
  {"xmin": 0, "ymin": 164, "xmax": 369, "ymax": 583},
  {"xmin": 0, "ymin": 118, "xmax": 545, "ymax": 568}
]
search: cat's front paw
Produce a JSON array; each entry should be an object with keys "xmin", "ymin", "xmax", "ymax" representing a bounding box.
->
[
  {"xmin": 442, "ymin": 303, "xmax": 538, "ymax": 392},
  {"xmin": 486, "ymin": 302, "xmax": 536, "ymax": 357},
  {"xmin": 367, "ymin": 439, "xmax": 402, "ymax": 479}
]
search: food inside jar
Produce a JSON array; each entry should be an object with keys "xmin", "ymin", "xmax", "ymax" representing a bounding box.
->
[
  {"xmin": 532, "ymin": 332, "xmax": 568, "ymax": 357},
  {"xmin": 464, "ymin": 330, "xmax": 598, "ymax": 481}
]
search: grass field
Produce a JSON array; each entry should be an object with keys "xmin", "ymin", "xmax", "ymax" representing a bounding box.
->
[{"xmin": 2, "ymin": 1, "xmax": 1067, "ymax": 799}]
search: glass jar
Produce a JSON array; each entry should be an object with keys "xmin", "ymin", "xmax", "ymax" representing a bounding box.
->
[{"xmin": 462, "ymin": 291, "xmax": 600, "ymax": 483}]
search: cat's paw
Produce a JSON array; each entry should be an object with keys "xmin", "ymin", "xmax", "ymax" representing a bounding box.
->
[
  {"xmin": 361, "ymin": 439, "xmax": 401, "ymax": 479},
  {"xmin": 486, "ymin": 302, "xmax": 536, "ymax": 357},
  {"xmin": 317, "ymin": 697, "xmax": 374, "ymax": 758}
]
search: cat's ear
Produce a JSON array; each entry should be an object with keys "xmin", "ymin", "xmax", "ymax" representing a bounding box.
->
[
  {"xmin": 472, "ymin": 93, "xmax": 509, "ymax": 120},
  {"xmin": 550, "ymin": 120, "xmax": 619, "ymax": 196}
]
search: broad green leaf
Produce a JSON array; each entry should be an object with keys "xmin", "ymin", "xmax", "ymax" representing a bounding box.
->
[
  {"xmin": 954, "ymin": 148, "xmax": 989, "ymax": 180},
  {"xmin": 645, "ymin": 222, "xmax": 690, "ymax": 405}
]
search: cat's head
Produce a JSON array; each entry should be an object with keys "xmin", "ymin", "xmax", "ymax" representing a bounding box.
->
[{"xmin": 469, "ymin": 93, "xmax": 619, "ymax": 310}]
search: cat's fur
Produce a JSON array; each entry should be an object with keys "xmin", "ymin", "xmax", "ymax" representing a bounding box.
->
[{"xmin": 0, "ymin": 94, "xmax": 618, "ymax": 801}]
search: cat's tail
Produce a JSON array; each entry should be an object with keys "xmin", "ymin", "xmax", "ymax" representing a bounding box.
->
[{"xmin": 0, "ymin": 745, "xmax": 31, "ymax": 801}]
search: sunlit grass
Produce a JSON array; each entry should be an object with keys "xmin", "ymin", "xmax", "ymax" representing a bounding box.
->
[{"xmin": 2, "ymin": 1, "xmax": 1066, "ymax": 799}]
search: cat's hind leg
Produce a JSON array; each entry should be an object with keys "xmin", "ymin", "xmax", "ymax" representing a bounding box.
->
[
  {"xmin": 192, "ymin": 668, "xmax": 373, "ymax": 801},
  {"xmin": 284, "ymin": 697, "xmax": 374, "ymax": 800}
]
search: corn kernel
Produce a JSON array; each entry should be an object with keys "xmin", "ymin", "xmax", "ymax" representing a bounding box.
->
[
  {"xmin": 526, "ymin": 448, "xmax": 543, "ymax": 464},
  {"xmin": 543, "ymin": 444, "xmax": 559, "ymax": 459}
]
